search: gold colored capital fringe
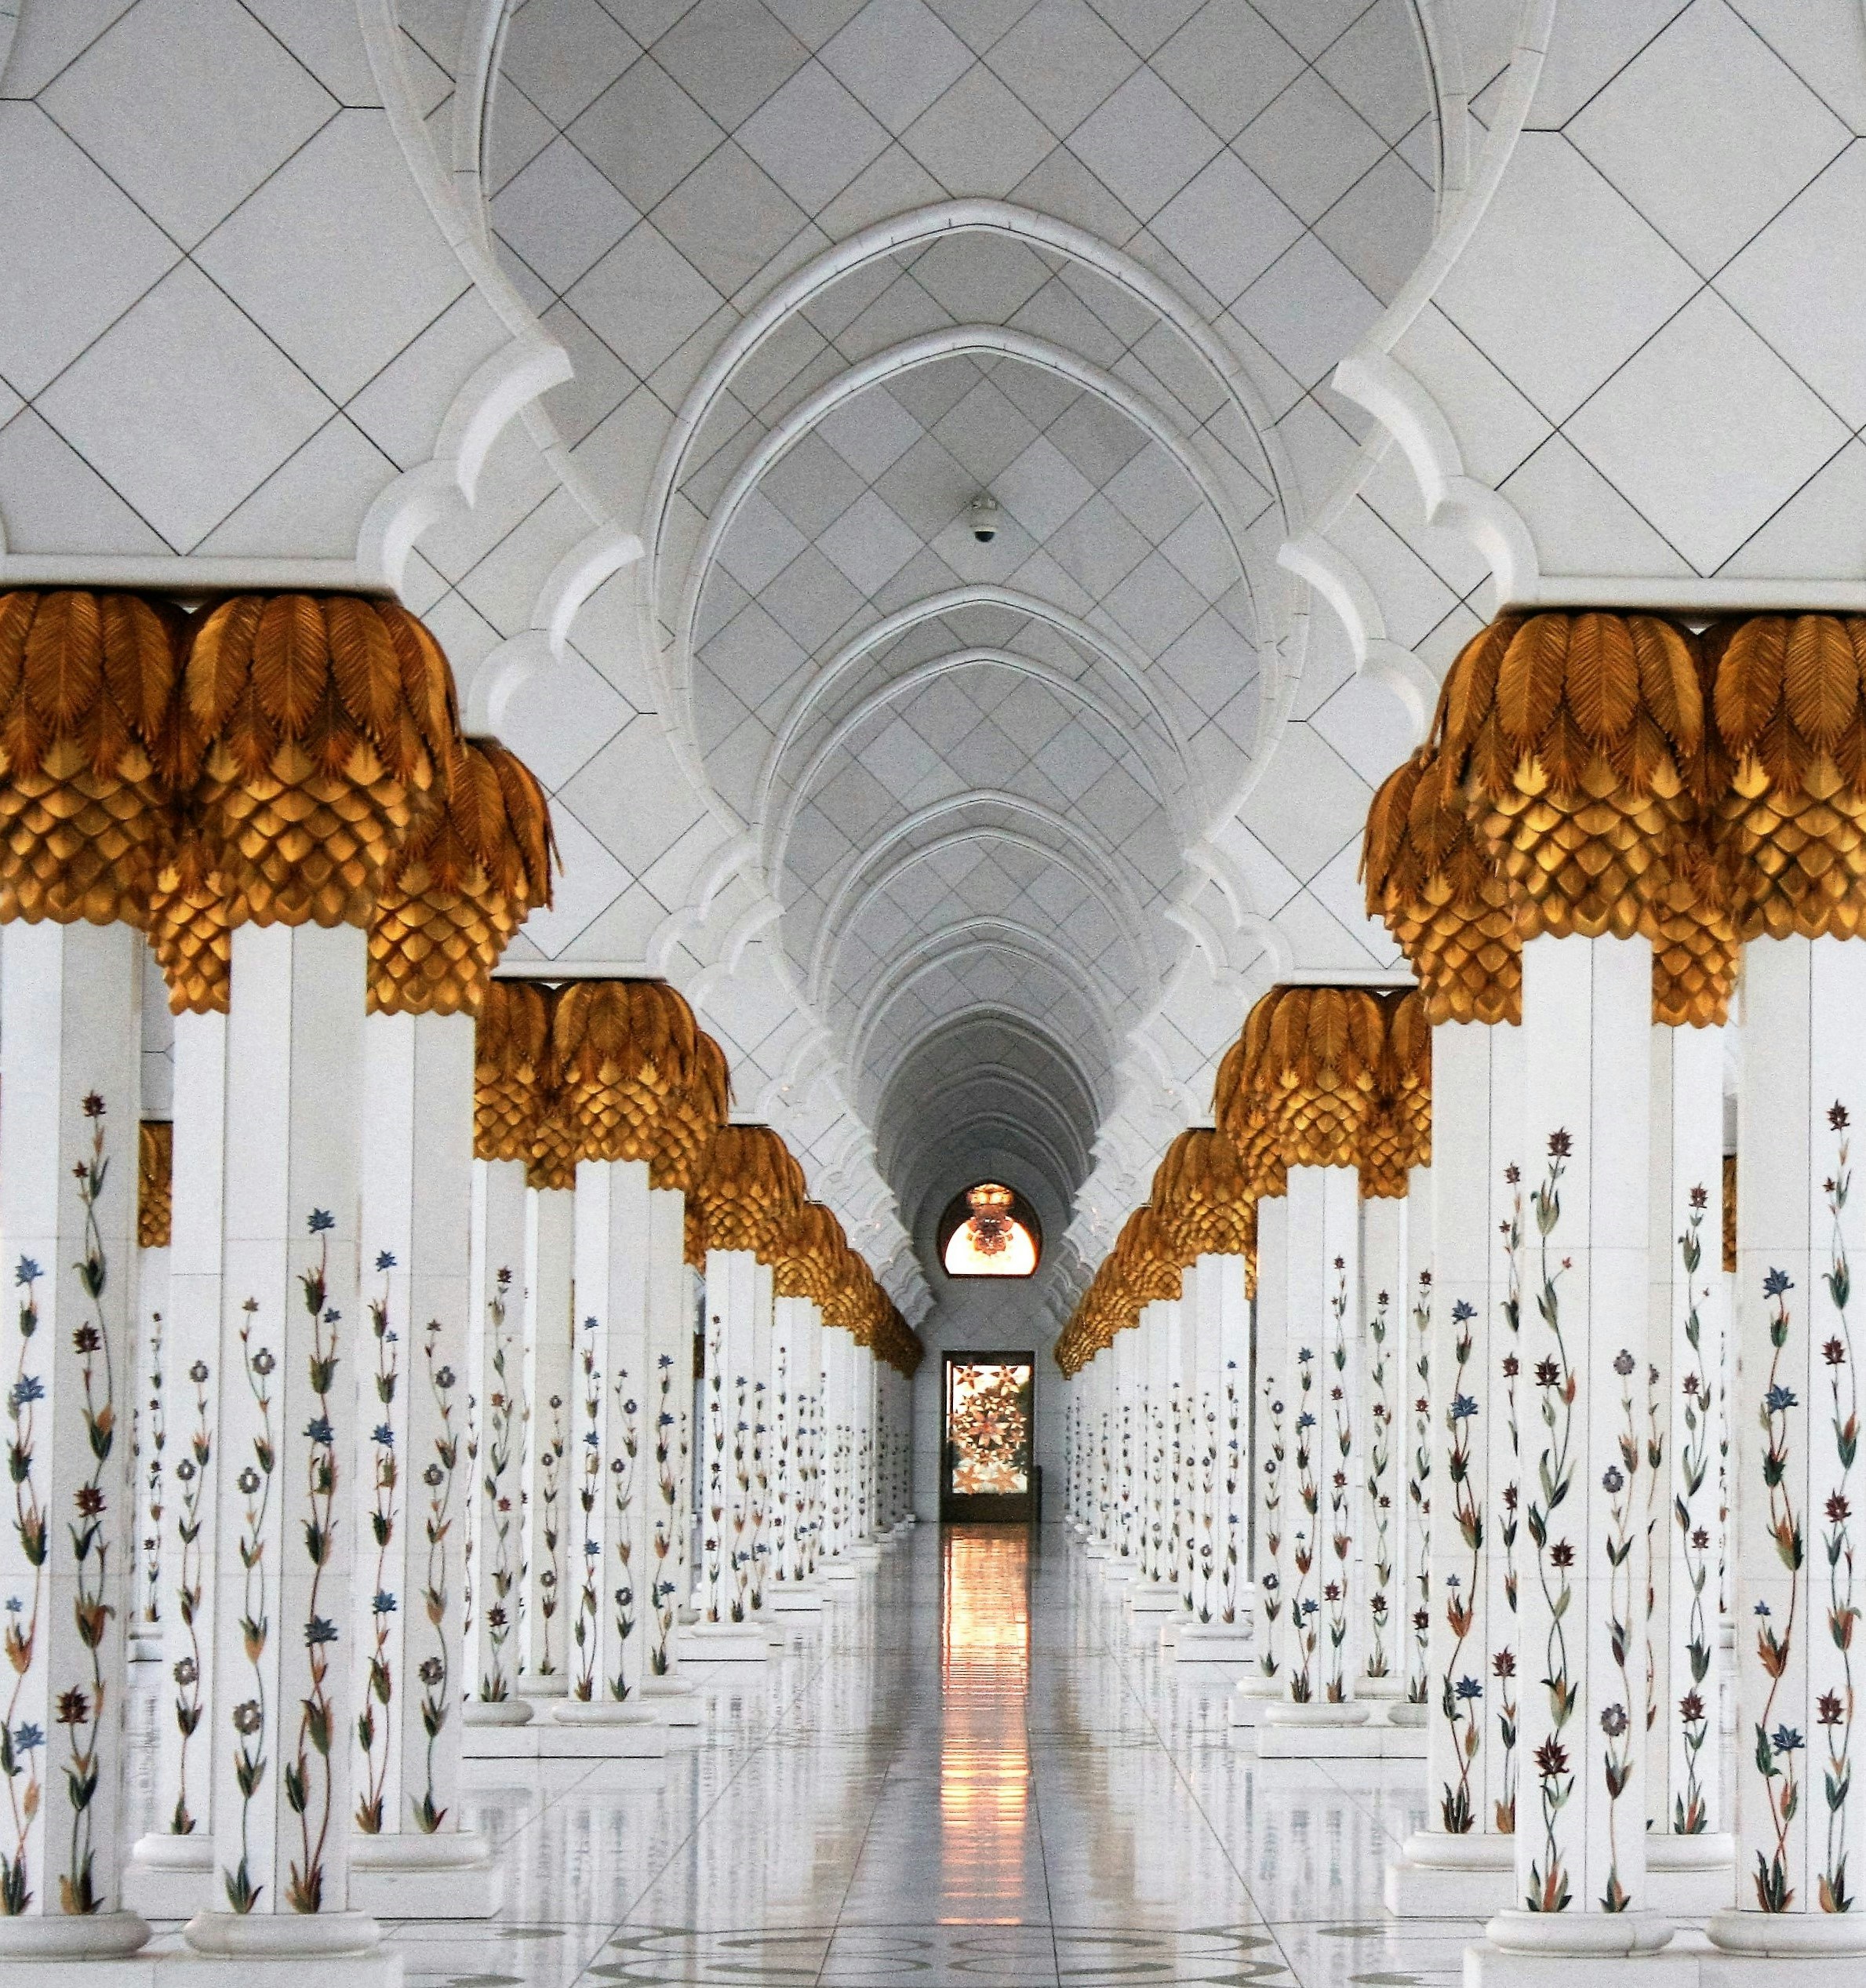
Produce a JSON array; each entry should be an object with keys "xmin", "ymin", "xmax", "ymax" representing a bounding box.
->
[
  {"xmin": 1361, "ymin": 744, "xmax": 1520, "ymax": 1026},
  {"xmin": 369, "ymin": 737, "xmax": 557, "ymax": 1015},
  {"xmin": 692, "ymin": 1123, "xmax": 805, "ymax": 1262},
  {"xmin": 0, "ymin": 589, "xmax": 188, "ymax": 930},
  {"xmin": 138, "ymin": 1119, "xmax": 173, "ymax": 1250},
  {"xmin": 475, "ymin": 980, "xmax": 554, "ymax": 1164},
  {"xmin": 1115, "ymin": 1205, "xmax": 1180, "ymax": 1307},
  {"xmin": 1359, "ymin": 988, "xmax": 1431, "ymax": 1198},
  {"xmin": 1151, "ymin": 1127, "xmax": 1259, "ymax": 1266},
  {"xmin": 177, "ymin": 592, "xmax": 458, "ymax": 932},
  {"xmin": 1711, "ymin": 613, "xmax": 1866, "ymax": 941},
  {"xmin": 553, "ymin": 978, "xmax": 728, "ymax": 1194},
  {"xmin": 775, "ymin": 1200, "xmax": 846, "ymax": 1303},
  {"xmin": 1433, "ymin": 610, "xmax": 1734, "ymax": 1025}
]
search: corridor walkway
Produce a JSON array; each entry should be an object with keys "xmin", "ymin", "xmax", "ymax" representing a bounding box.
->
[{"xmin": 133, "ymin": 1527, "xmax": 1471, "ymax": 1986}]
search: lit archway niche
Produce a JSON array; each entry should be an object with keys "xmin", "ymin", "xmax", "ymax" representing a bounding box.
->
[{"xmin": 939, "ymin": 1182, "xmax": 1040, "ymax": 1279}]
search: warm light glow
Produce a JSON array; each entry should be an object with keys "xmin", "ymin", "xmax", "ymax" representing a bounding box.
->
[
  {"xmin": 939, "ymin": 1528, "xmax": 1031, "ymax": 1920},
  {"xmin": 943, "ymin": 1213, "xmax": 1037, "ymax": 1276}
]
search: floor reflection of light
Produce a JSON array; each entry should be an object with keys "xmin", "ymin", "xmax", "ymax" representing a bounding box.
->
[{"xmin": 938, "ymin": 1524, "xmax": 1033, "ymax": 1923}]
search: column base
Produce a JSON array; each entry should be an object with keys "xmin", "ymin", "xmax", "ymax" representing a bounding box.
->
[
  {"xmin": 849, "ymin": 1542, "xmax": 882, "ymax": 1564},
  {"xmin": 1257, "ymin": 1702, "xmax": 1430, "ymax": 1759},
  {"xmin": 463, "ymin": 1696, "xmax": 533, "ymax": 1726},
  {"xmin": 1646, "ymin": 1834, "xmax": 1735, "ymax": 1917},
  {"xmin": 0, "ymin": 1912, "xmax": 151, "ymax": 1962},
  {"xmin": 1470, "ymin": 1908, "xmax": 1677, "ymax": 1988},
  {"xmin": 1384, "ymin": 1831, "xmax": 1515, "ymax": 1917},
  {"xmin": 766, "ymin": 1584, "xmax": 827, "ymax": 1612},
  {"xmin": 551, "ymin": 1696, "xmax": 660, "ymax": 1726},
  {"xmin": 820, "ymin": 1560, "xmax": 864, "ymax": 1585},
  {"xmin": 1708, "ymin": 1908, "xmax": 1866, "ymax": 1958},
  {"xmin": 463, "ymin": 1711, "xmax": 667, "ymax": 1759},
  {"xmin": 349, "ymin": 1830, "xmax": 503, "ymax": 1918},
  {"xmin": 1100, "ymin": 1557, "xmax": 1139, "ymax": 1585},
  {"xmin": 1173, "ymin": 1622, "xmax": 1254, "ymax": 1662},
  {"xmin": 1083, "ymin": 1540, "xmax": 1111, "ymax": 1559},
  {"xmin": 516, "ymin": 1673, "xmax": 569, "ymax": 1700},
  {"xmin": 171, "ymin": 1910, "xmax": 398, "ymax": 1987},
  {"xmin": 126, "ymin": 1832, "xmax": 214, "ymax": 1919},
  {"xmin": 129, "ymin": 1625, "xmax": 164, "ymax": 1664},
  {"xmin": 676, "ymin": 1622, "xmax": 773, "ymax": 1662},
  {"xmin": 1388, "ymin": 1699, "xmax": 1429, "ymax": 1727},
  {"xmin": 1126, "ymin": 1582, "xmax": 1179, "ymax": 1614}
]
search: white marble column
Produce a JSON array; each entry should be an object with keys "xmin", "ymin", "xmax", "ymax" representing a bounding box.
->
[
  {"xmin": 1476, "ymin": 934, "xmax": 1669, "ymax": 1970},
  {"xmin": 131, "ymin": 1185, "xmax": 170, "ymax": 1666},
  {"xmin": 767, "ymin": 1295, "xmax": 825, "ymax": 1612},
  {"xmin": 749, "ymin": 1260, "xmax": 776, "ymax": 1603},
  {"xmin": 684, "ymin": 1250, "xmax": 770, "ymax": 1655},
  {"xmin": 642, "ymin": 1185, "xmax": 697, "ymax": 1698},
  {"xmin": 128, "ymin": 1011, "xmax": 228, "ymax": 1917},
  {"xmin": 560, "ymin": 1157, "xmax": 660, "ymax": 1723},
  {"xmin": 1106, "ymin": 1327, "xmax": 1140, "ymax": 1582},
  {"xmin": 464, "ymin": 1160, "xmax": 529, "ymax": 1725},
  {"xmin": 182, "ymin": 922, "xmax": 391, "ymax": 1972},
  {"xmin": 1400, "ymin": 1162, "xmax": 1432, "ymax": 1724},
  {"xmin": 1180, "ymin": 1251, "xmax": 1251, "ymax": 1662},
  {"xmin": 1359, "ymin": 1192, "xmax": 1406, "ymax": 1700},
  {"xmin": 0, "ymin": 922, "xmax": 147, "ymax": 1961},
  {"xmin": 350, "ymin": 1008, "xmax": 493, "ymax": 1913},
  {"xmin": 1131, "ymin": 1301, "xmax": 1177, "ymax": 1611},
  {"xmin": 1263, "ymin": 1164, "xmax": 1369, "ymax": 1747},
  {"xmin": 1388, "ymin": 1019, "xmax": 1525, "ymax": 1913},
  {"xmin": 1646, "ymin": 1021, "xmax": 1733, "ymax": 1911},
  {"xmin": 1708, "ymin": 936, "xmax": 1866, "ymax": 1964},
  {"xmin": 518, "ymin": 1185, "xmax": 573, "ymax": 1701},
  {"xmin": 1236, "ymin": 1204, "xmax": 1288, "ymax": 1702}
]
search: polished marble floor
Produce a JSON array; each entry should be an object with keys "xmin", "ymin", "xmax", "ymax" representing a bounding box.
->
[{"xmin": 130, "ymin": 1525, "xmax": 1479, "ymax": 1986}]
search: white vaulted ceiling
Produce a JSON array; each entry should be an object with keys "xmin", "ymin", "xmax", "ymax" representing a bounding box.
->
[{"xmin": 478, "ymin": 0, "xmax": 1435, "ymax": 1274}]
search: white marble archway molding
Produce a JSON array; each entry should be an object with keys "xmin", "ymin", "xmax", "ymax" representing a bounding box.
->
[
  {"xmin": 766, "ymin": 644, "xmax": 1195, "ymax": 875},
  {"xmin": 757, "ymin": 585, "xmax": 1199, "ymax": 850},
  {"xmin": 866, "ymin": 1000, "xmax": 1109, "ymax": 1138},
  {"xmin": 812, "ymin": 824, "xmax": 1155, "ymax": 1021},
  {"xmin": 849, "ymin": 922, "xmax": 1126, "ymax": 1090},
  {"xmin": 674, "ymin": 326, "xmax": 1264, "ymax": 738},
  {"xmin": 878, "ymin": 1010, "xmax": 1102, "ymax": 1152},
  {"xmin": 799, "ymin": 788, "xmax": 1160, "ymax": 996},
  {"xmin": 887, "ymin": 1076, "xmax": 1093, "ymax": 1196},
  {"xmin": 642, "ymin": 195, "xmax": 1297, "ymax": 611}
]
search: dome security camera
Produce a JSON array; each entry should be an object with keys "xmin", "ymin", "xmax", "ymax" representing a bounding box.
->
[{"xmin": 967, "ymin": 493, "xmax": 1000, "ymax": 544}]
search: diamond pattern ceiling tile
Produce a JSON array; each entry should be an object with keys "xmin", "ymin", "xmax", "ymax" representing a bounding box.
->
[
  {"xmin": 738, "ymin": 59, "xmax": 893, "ymax": 209},
  {"xmin": 1565, "ymin": 288, "xmax": 1849, "ymax": 575},
  {"xmin": 567, "ymin": 57, "xmax": 729, "ymax": 213},
  {"xmin": 900, "ymin": 62, "xmax": 1057, "ymax": 197},
  {"xmin": 819, "ymin": 0, "xmax": 975, "ymax": 133},
  {"xmin": 984, "ymin": 0, "xmax": 1139, "ymax": 137},
  {"xmin": 1569, "ymin": 0, "xmax": 1850, "ymax": 279},
  {"xmin": 42, "ymin": 0, "xmax": 336, "ymax": 250},
  {"xmin": 655, "ymin": 0, "xmax": 812, "ymax": 129}
]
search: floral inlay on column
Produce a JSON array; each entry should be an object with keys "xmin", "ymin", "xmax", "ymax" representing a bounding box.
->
[
  {"xmin": 651, "ymin": 1355, "xmax": 679, "ymax": 1673},
  {"xmin": 1757, "ymin": 1258, "xmax": 1804, "ymax": 1911},
  {"xmin": 1497, "ymin": 1162, "xmax": 1523, "ymax": 1833},
  {"xmin": 414, "ymin": 1319, "xmax": 458, "ymax": 1830},
  {"xmin": 1409, "ymin": 1269, "xmax": 1431, "ymax": 1707},
  {"xmin": 1259, "ymin": 1379, "xmax": 1283, "ymax": 1677},
  {"xmin": 1523, "ymin": 1133, "xmax": 1578, "ymax": 1916},
  {"xmin": 1326, "ymin": 1265, "xmax": 1353, "ymax": 1699},
  {"xmin": 606, "ymin": 1368, "xmax": 637, "ymax": 1702},
  {"xmin": 573, "ymin": 1315, "xmax": 601, "ymax": 1699},
  {"xmin": 224, "ymin": 1297, "xmax": 275, "ymax": 1913},
  {"xmin": 1222, "ymin": 1362, "xmax": 1241, "ymax": 1622},
  {"xmin": 2, "ymin": 1258, "xmax": 47, "ymax": 1913},
  {"xmin": 291, "ymin": 1211, "xmax": 343, "ymax": 1915},
  {"xmin": 477, "ymin": 1269, "xmax": 519, "ymax": 1702},
  {"xmin": 535, "ymin": 1393, "xmax": 562, "ymax": 1677},
  {"xmin": 355, "ymin": 1253, "xmax": 399, "ymax": 1835},
  {"xmin": 172, "ymin": 1353, "xmax": 211, "ymax": 1833},
  {"xmin": 1671, "ymin": 1185, "xmax": 1716, "ymax": 1837},
  {"xmin": 1291, "ymin": 1345, "xmax": 1319, "ymax": 1702},
  {"xmin": 62, "ymin": 1095, "xmax": 117, "ymax": 1916},
  {"xmin": 1442, "ymin": 1296, "xmax": 1482, "ymax": 1833},
  {"xmin": 1366, "ymin": 1285, "xmax": 1393, "ymax": 1684},
  {"xmin": 140, "ymin": 1309, "xmax": 165, "ymax": 1640}
]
